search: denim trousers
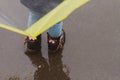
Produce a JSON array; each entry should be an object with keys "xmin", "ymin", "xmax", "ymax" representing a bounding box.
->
[{"xmin": 27, "ymin": 11, "xmax": 63, "ymax": 38}]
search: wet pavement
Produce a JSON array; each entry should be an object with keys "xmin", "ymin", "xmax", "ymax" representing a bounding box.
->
[{"xmin": 0, "ymin": 0, "xmax": 120, "ymax": 80}]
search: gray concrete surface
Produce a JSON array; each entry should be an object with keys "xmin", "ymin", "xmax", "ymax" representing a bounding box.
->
[{"xmin": 0, "ymin": 0, "xmax": 120, "ymax": 80}]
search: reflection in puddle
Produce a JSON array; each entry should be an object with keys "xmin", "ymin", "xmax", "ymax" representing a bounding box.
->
[{"xmin": 25, "ymin": 50, "xmax": 71, "ymax": 80}]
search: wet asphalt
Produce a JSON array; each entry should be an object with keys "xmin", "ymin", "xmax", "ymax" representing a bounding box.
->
[{"xmin": 0, "ymin": 0, "xmax": 120, "ymax": 80}]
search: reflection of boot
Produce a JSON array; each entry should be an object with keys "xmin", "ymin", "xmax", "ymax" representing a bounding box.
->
[
  {"xmin": 25, "ymin": 51, "xmax": 50, "ymax": 80},
  {"xmin": 48, "ymin": 50, "xmax": 70, "ymax": 80},
  {"xmin": 24, "ymin": 35, "xmax": 41, "ymax": 52},
  {"xmin": 47, "ymin": 29, "xmax": 65, "ymax": 52}
]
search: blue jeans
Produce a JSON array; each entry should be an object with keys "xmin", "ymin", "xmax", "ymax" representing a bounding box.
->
[{"xmin": 28, "ymin": 11, "xmax": 63, "ymax": 38}]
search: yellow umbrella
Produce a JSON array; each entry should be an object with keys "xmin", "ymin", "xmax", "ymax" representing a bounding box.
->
[{"xmin": 0, "ymin": 0, "xmax": 90, "ymax": 39}]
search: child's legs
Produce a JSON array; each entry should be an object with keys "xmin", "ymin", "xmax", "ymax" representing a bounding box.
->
[
  {"xmin": 48, "ymin": 22, "xmax": 63, "ymax": 38},
  {"xmin": 28, "ymin": 11, "xmax": 43, "ymax": 26},
  {"xmin": 28, "ymin": 10, "xmax": 63, "ymax": 38}
]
